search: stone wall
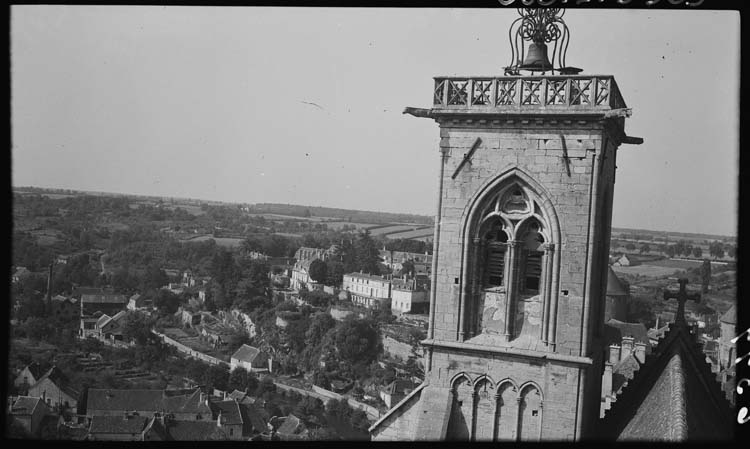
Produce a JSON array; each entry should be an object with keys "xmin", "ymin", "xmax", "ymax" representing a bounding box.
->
[{"xmin": 152, "ymin": 330, "xmax": 229, "ymax": 367}]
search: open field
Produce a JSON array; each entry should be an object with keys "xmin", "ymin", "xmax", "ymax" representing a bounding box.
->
[
  {"xmin": 611, "ymin": 264, "xmax": 687, "ymax": 278},
  {"xmin": 644, "ymin": 258, "xmax": 704, "ymax": 269},
  {"xmin": 368, "ymin": 225, "xmax": 424, "ymax": 236},
  {"xmin": 246, "ymin": 213, "xmax": 324, "ymax": 222},
  {"xmin": 386, "ymin": 228, "xmax": 434, "ymax": 240},
  {"xmin": 168, "ymin": 204, "xmax": 206, "ymax": 216},
  {"xmin": 323, "ymin": 221, "xmax": 376, "ymax": 231},
  {"xmin": 180, "ymin": 235, "xmax": 245, "ymax": 247}
]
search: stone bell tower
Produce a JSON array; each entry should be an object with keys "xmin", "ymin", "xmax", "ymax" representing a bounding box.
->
[{"xmin": 370, "ymin": 9, "xmax": 642, "ymax": 441}]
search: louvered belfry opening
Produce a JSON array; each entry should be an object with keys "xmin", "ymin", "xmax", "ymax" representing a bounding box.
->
[{"xmin": 484, "ymin": 221, "xmax": 508, "ymax": 288}]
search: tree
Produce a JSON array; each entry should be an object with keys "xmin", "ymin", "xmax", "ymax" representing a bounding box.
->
[
  {"xmin": 120, "ymin": 311, "xmax": 155, "ymax": 346},
  {"xmin": 325, "ymin": 261, "xmax": 345, "ymax": 287},
  {"xmin": 693, "ymin": 246, "xmax": 703, "ymax": 258},
  {"xmin": 709, "ymin": 241, "xmax": 725, "ymax": 260},
  {"xmin": 639, "ymin": 244, "xmax": 650, "ymax": 254},
  {"xmin": 354, "ymin": 230, "xmax": 381, "ymax": 274},
  {"xmin": 154, "ymin": 290, "xmax": 180, "ymax": 315},
  {"xmin": 664, "ymin": 245, "xmax": 676, "ymax": 258},
  {"xmin": 203, "ymin": 364, "xmax": 230, "ymax": 392},
  {"xmin": 701, "ymin": 259, "xmax": 711, "ymax": 294},
  {"xmin": 305, "ymin": 313, "xmax": 336, "ymax": 348},
  {"xmin": 332, "ymin": 317, "xmax": 380, "ymax": 365},
  {"xmin": 143, "ymin": 264, "xmax": 169, "ymax": 291},
  {"xmin": 399, "ymin": 260, "xmax": 416, "ymax": 276},
  {"xmin": 308, "ymin": 259, "xmax": 328, "ymax": 283},
  {"xmin": 625, "ymin": 242, "xmax": 636, "ymax": 251}
]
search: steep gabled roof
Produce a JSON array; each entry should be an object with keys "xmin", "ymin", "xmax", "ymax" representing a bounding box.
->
[
  {"xmin": 231, "ymin": 344, "xmax": 260, "ymax": 364},
  {"xmin": 87, "ymin": 388, "xmax": 209, "ymax": 415},
  {"xmin": 89, "ymin": 415, "xmax": 150, "ymax": 435},
  {"xmin": 607, "ymin": 266, "xmax": 629, "ymax": 296},
  {"xmin": 599, "ymin": 320, "xmax": 734, "ymax": 441},
  {"xmin": 719, "ymin": 304, "xmax": 736, "ymax": 325},
  {"xmin": 33, "ymin": 366, "xmax": 79, "ymax": 398},
  {"xmin": 22, "ymin": 362, "xmax": 46, "ymax": 380},
  {"xmin": 10, "ymin": 396, "xmax": 44, "ymax": 416},
  {"xmin": 209, "ymin": 399, "xmax": 244, "ymax": 426}
]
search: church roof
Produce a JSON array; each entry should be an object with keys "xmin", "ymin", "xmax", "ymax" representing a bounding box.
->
[
  {"xmin": 607, "ymin": 266, "xmax": 629, "ymax": 297},
  {"xmin": 599, "ymin": 319, "xmax": 734, "ymax": 441},
  {"xmin": 605, "ymin": 319, "xmax": 650, "ymax": 346}
]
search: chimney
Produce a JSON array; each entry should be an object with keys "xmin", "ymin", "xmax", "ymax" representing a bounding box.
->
[
  {"xmin": 216, "ymin": 410, "xmax": 222, "ymax": 427},
  {"xmin": 608, "ymin": 344, "xmax": 620, "ymax": 364},
  {"xmin": 602, "ymin": 362, "xmax": 613, "ymax": 399},
  {"xmin": 621, "ymin": 336, "xmax": 634, "ymax": 361},
  {"xmin": 634, "ymin": 342, "xmax": 647, "ymax": 364}
]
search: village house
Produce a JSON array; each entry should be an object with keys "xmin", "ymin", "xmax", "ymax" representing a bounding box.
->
[
  {"xmin": 80, "ymin": 317, "xmax": 100, "ymax": 339},
  {"xmin": 86, "ymin": 388, "xmax": 212, "ymax": 420},
  {"xmin": 97, "ymin": 310, "xmax": 131, "ymax": 344},
  {"xmin": 612, "ymin": 254, "xmax": 639, "ymax": 267},
  {"xmin": 230, "ymin": 344, "xmax": 270, "ymax": 373},
  {"xmin": 27, "ymin": 366, "xmax": 79, "ymax": 413},
  {"xmin": 390, "ymin": 276, "xmax": 428, "ymax": 314},
  {"xmin": 50, "ymin": 294, "xmax": 79, "ymax": 321},
  {"xmin": 379, "ymin": 249, "xmax": 433, "ymax": 275},
  {"xmin": 342, "ymin": 272, "xmax": 392, "ymax": 310},
  {"xmin": 12, "ymin": 266, "xmax": 31, "ymax": 283},
  {"xmin": 80, "ymin": 292, "xmax": 128, "ymax": 316},
  {"xmin": 84, "ymin": 388, "xmax": 265, "ymax": 441},
  {"xmin": 87, "ymin": 414, "xmax": 154, "ymax": 441},
  {"xmin": 127, "ymin": 293, "xmax": 153, "ymax": 311},
  {"xmin": 290, "ymin": 246, "xmax": 336, "ymax": 290},
  {"xmin": 379, "ymin": 379, "xmax": 418, "ymax": 409},
  {"xmin": 14, "ymin": 362, "xmax": 47, "ymax": 392},
  {"xmin": 7, "ymin": 396, "xmax": 51, "ymax": 437}
]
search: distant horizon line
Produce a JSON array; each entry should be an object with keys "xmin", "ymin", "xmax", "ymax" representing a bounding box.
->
[{"xmin": 12, "ymin": 184, "xmax": 736, "ymax": 240}]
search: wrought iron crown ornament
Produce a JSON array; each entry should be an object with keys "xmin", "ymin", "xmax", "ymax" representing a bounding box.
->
[{"xmin": 505, "ymin": 8, "xmax": 582, "ymax": 76}]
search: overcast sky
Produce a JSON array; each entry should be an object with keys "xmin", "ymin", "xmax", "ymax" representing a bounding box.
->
[{"xmin": 11, "ymin": 6, "xmax": 739, "ymax": 236}]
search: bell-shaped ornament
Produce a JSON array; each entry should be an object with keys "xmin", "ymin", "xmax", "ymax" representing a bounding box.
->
[{"xmin": 519, "ymin": 42, "xmax": 552, "ymax": 72}]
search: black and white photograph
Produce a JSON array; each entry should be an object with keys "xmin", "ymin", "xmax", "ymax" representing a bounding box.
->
[{"xmin": 7, "ymin": 2, "xmax": 741, "ymax": 441}]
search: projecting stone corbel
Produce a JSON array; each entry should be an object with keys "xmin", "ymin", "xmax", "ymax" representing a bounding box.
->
[{"xmin": 403, "ymin": 107, "xmax": 433, "ymax": 118}]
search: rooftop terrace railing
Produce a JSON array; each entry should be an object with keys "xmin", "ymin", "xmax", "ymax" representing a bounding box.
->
[{"xmin": 432, "ymin": 75, "xmax": 626, "ymax": 111}]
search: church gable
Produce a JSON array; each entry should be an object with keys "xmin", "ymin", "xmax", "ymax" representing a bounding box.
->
[{"xmin": 600, "ymin": 321, "xmax": 733, "ymax": 441}]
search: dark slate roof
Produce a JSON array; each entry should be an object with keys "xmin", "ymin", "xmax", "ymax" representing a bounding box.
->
[
  {"xmin": 599, "ymin": 320, "xmax": 734, "ymax": 441},
  {"xmin": 238, "ymin": 403, "xmax": 267, "ymax": 435},
  {"xmin": 164, "ymin": 420, "xmax": 228, "ymax": 441},
  {"xmin": 87, "ymin": 388, "xmax": 210, "ymax": 416},
  {"xmin": 719, "ymin": 304, "xmax": 736, "ymax": 324},
  {"xmin": 231, "ymin": 344, "xmax": 260, "ymax": 364},
  {"xmin": 89, "ymin": 415, "xmax": 150, "ymax": 434},
  {"xmin": 24, "ymin": 362, "xmax": 46, "ymax": 380},
  {"xmin": 10, "ymin": 396, "xmax": 43, "ymax": 415},
  {"xmin": 35, "ymin": 366, "xmax": 79, "ymax": 398},
  {"xmin": 81, "ymin": 293, "xmax": 128, "ymax": 304},
  {"xmin": 605, "ymin": 319, "xmax": 650, "ymax": 346},
  {"xmin": 210, "ymin": 400, "xmax": 243, "ymax": 426},
  {"xmin": 607, "ymin": 266, "xmax": 629, "ymax": 297}
]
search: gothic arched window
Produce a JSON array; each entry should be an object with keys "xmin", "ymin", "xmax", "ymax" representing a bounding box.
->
[{"xmin": 466, "ymin": 181, "xmax": 557, "ymax": 342}]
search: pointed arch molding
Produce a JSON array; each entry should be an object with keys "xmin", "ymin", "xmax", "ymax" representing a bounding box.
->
[{"xmin": 456, "ymin": 166, "xmax": 563, "ymax": 347}]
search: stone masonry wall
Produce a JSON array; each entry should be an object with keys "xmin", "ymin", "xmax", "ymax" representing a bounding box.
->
[
  {"xmin": 431, "ymin": 124, "xmax": 611, "ymax": 359},
  {"xmin": 429, "ymin": 347, "xmax": 583, "ymax": 441}
]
